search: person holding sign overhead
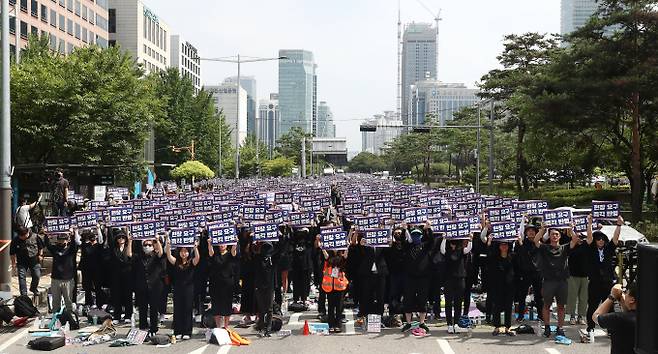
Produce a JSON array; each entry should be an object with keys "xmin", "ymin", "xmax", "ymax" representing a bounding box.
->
[
  {"xmin": 533, "ymin": 222, "xmax": 580, "ymax": 339},
  {"xmin": 399, "ymin": 221, "xmax": 434, "ymax": 334},
  {"xmin": 485, "ymin": 231, "xmax": 519, "ymax": 336},
  {"xmin": 165, "ymin": 232, "xmax": 200, "ymax": 340},
  {"xmin": 78, "ymin": 224, "xmax": 104, "ymax": 309},
  {"xmin": 207, "ymin": 235, "xmax": 238, "ymax": 329},
  {"xmin": 440, "ymin": 232, "xmax": 473, "ymax": 334},
  {"xmin": 44, "ymin": 228, "xmax": 80, "ymax": 315},
  {"xmin": 109, "ymin": 228, "xmax": 133, "ymax": 324}
]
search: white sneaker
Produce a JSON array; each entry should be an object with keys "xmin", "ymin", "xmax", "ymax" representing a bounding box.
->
[
  {"xmin": 447, "ymin": 325, "xmax": 455, "ymax": 334},
  {"xmin": 175, "ymin": 335, "xmax": 182, "ymax": 340},
  {"xmin": 182, "ymin": 335, "xmax": 191, "ymax": 340},
  {"xmin": 195, "ymin": 315, "xmax": 202, "ymax": 323}
]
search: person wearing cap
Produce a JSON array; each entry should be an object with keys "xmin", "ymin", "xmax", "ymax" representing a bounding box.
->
[
  {"xmin": 78, "ymin": 224, "xmax": 104, "ymax": 308},
  {"xmin": 513, "ymin": 221, "xmax": 544, "ymax": 322},
  {"xmin": 585, "ymin": 214, "xmax": 622, "ymax": 334},
  {"xmin": 533, "ymin": 222, "xmax": 580, "ymax": 338},
  {"xmin": 441, "ymin": 229, "xmax": 473, "ymax": 334},
  {"xmin": 291, "ymin": 226, "xmax": 314, "ymax": 305},
  {"xmin": 44, "ymin": 227, "xmax": 80, "ymax": 314},
  {"xmin": 109, "ymin": 228, "xmax": 133, "ymax": 323},
  {"xmin": 486, "ymin": 230, "xmax": 520, "ymax": 336},
  {"xmin": 399, "ymin": 221, "xmax": 434, "ymax": 334},
  {"xmin": 593, "ymin": 283, "xmax": 637, "ymax": 354}
]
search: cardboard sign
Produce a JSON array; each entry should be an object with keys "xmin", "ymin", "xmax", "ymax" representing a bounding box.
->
[
  {"xmin": 513, "ymin": 200, "xmax": 549, "ymax": 217},
  {"xmin": 207, "ymin": 223, "xmax": 237, "ymax": 245},
  {"xmin": 435, "ymin": 220, "xmax": 471, "ymax": 239},
  {"xmin": 88, "ymin": 200, "xmax": 108, "ymax": 211},
  {"xmin": 108, "ymin": 207, "xmax": 133, "ymax": 225},
  {"xmin": 274, "ymin": 192, "xmax": 293, "ymax": 204},
  {"xmin": 573, "ymin": 215, "xmax": 588, "ymax": 234},
  {"xmin": 367, "ymin": 314, "xmax": 382, "ymax": 333},
  {"xmin": 542, "ymin": 209, "xmax": 573, "ymax": 229},
  {"xmin": 403, "ymin": 207, "xmax": 428, "ymax": 224},
  {"xmin": 169, "ymin": 227, "xmax": 198, "ymax": 248},
  {"xmin": 486, "ymin": 206, "xmax": 512, "ymax": 223},
  {"xmin": 458, "ymin": 215, "xmax": 481, "ymax": 233},
  {"xmin": 72, "ymin": 212, "xmax": 97, "ymax": 229},
  {"xmin": 490, "ymin": 221, "xmax": 518, "ymax": 240},
  {"xmin": 353, "ymin": 215, "xmax": 380, "ymax": 230},
  {"xmin": 129, "ymin": 221, "xmax": 157, "ymax": 240},
  {"xmin": 287, "ymin": 211, "xmax": 315, "ymax": 226},
  {"xmin": 591, "ymin": 201, "xmax": 620, "ymax": 220},
  {"xmin": 342, "ymin": 202, "xmax": 364, "ymax": 216},
  {"xmin": 44, "ymin": 217, "xmax": 70, "ymax": 233},
  {"xmin": 252, "ymin": 223, "xmax": 279, "ymax": 242},
  {"xmin": 320, "ymin": 226, "xmax": 343, "ymax": 235},
  {"xmin": 241, "ymin": 204, "xmax": 267, "ymax": 221},
  {"xmin": 364, "ymin": 228, "xmax": 390, "ymax": 248},
  {"xmin": 320, "ymin": 231, "xmax": 349, "ymax": 250}
]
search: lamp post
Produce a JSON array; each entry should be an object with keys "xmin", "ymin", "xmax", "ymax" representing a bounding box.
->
[
  {"xmin": 1, "ymin": 0, "xmax": 13, "ymax": 300},
  {"xmin": 196, "ymin": 55, "xmax": 288, "ymax": 179}
]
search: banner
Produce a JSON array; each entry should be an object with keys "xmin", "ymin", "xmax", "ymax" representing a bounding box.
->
[
  {"xmin": 130, "ymin": 221, "xmax": 157, "ymax": 240},
  {"xmin": 287, "ymin": 211, "xmax": 315, "ymax": 226},
  {"xmin": 458, "ymin": 215, "xmax": 481, "ymax": 233},
  {"xmin": 108, "ymin": 207, "xmax": 133, "ymax": 225},
  {"xmin": 490, "ymin": 221, "xmax": 518, "ymax": 240},
  {"xmin": 207, "ymin": 223, "xmax": 237, "ymax": 245},
  {"xmin": 169, "ymin": 227, "xmax": 198, "ymax": 248},
  {"xmin": 486, "ymin": 206, "xmax": 512, "ymax": 223},
  {"xmin": 364, "ymin": 228, "xmax": 390, "ymax": 247},
  {"xmin": 320, "ymin": 231, "xmax": 349, "ymax": 250},
  {"xmin": 591, "ymin": 201, "xmax": 620, "ymax": 220},
  {"xmin": 72, "ymin": 212, "xmax": 97, "ymax": 229},
  {"xmin": 274, "ymin": 192, "xmax": 293, "ymax": 204},
  {"xmin": 44, "ymin": 216, "xmax": 70, "ymax": 233},
  {"xmin": 542, "ymin": 209, "xmax": 573, "ymax": 229},
  {"xmin": 252, "ymin": 223, "xmax": 279, "ymax": 242},
  {"xmin": 435, "ymin": 220, "xmax": 471, "ymax": 239},
  {"xmin": 513, "ymin": 200, "xmax": 549, "ymax": 217}
]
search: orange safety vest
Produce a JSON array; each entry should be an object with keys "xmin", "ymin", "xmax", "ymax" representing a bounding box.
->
[{"xmin": 321, "ymin": 261, "xmax": 348, "ymax": 293}]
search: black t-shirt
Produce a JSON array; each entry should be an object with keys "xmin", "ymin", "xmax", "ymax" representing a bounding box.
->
[
  {"xmin": 537, "ymin": 243, "xmax": 571, "ymax": 281},
  {"xmin": 10, "ymin": 232, "xmax": 43, "ymax": 267},
  {"xmin": 568, "ymin": 242, "xmax": 589, "ymax": 277},
  {"xmin": 133, "ymin": 253, "xmax": 166, "ymax": 291},
  {"xmin": 598, "ymin": 311, "xmax": 636, "ymax": 354},
  {"xmin": 45, "ymin": 237, "xmax": 78, "ymax": 281},
  {"xmin": 53, "ymin": 177, "xmax": 69, "ymax": 203},
  {"xmin": 587, "ymin": 242, "xmax": 617, "ymax": 281}
]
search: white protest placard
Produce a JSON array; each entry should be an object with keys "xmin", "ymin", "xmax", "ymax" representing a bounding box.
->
[
  {"xmin": 169, "ymin": 227, "xmax": 198, "ymax": 248},
  {"xmin": 435, "ymin": 220, "xmax": 471, "ymax": 239},
  {"xmin": 72, "ymin": 212, "xmax": 98, "ymax": 229},
  {"xmin": 591, "ymin": 201, "xmax": 620, "ymax": 220},
  {"xmin": 252, "ymin": 223, "xmax": 279, "ymax": 242},
  {"xmin": 367, "ymin": 314, "xmax": 381, "ymax": 333},
  {"xmin": 44, "ymin": 216, "xmax": 70, "ymax": 233},
  {"xmin": 207, "ymin": 223, "xmax": 237, "ymax": 245},
  {"xmin": 403, "ymin": 207, "xmax": 428, "ymax": 224},
  {"xmin": 108, "ymin": 206, "xmax": 133, "ymax": 225},
  {"xmin": 353, "ymin": 215, "xmax": 380, "ymax": 230},
  {"xmin": 513, "ymin": 200, "xmax": 549, "ymax": 217},
  {"xmin": 486, "ymin": 206, "xmax": 512, "ymax": 222},
  {"xmin": 490, "ymin": 221, "xmax": 518, "ymax": 240},
  {"xmin": 129, "ymin": 221, "xmax": 157, "ymax": 240},
  {"xmin": 320, "ymin": 231, "xmax": 349, "ymax": 250},
  {"xmin": 364, "ymin": 228, "xmax": 391, "ymax": 248},
  {"xmin": 573, "ymin": 215, "xmax": 588, "ymax": 234},
  {"xmin": 320, "ymin": 226, "xmax": 343, "ymax": 235},
  {"xmin": 542, "ymin": 209, "xmax": 573, "ymax": 229}
]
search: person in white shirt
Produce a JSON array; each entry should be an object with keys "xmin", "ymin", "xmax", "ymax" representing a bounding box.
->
[{"xmin": 14, "ymin": 195, "xmax": 42, "ymax": 232}]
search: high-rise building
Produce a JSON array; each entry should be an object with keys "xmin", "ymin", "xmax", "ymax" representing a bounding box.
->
[
  {"xmin": 362, "ymin": 111, "xmax": 404, "ymax": 155},
  {"xmin": 561, "ymin": 0, "xmax": 599, "ymax": 35},
  {"xmin": 278, "ymin": 49, "xmax": 316, "ymax": 138},
  {"xmin": 108, "ymin": 0, "xmax": 170, "ymax": 75},
  {"xmin": 409, "ymin": 81, "xmax": 479, "ymax": 126},
  {"xmin": 226, "ymin": 76, "xmax": 257, "ymax": 136},
  {"xmin": 170, "ymin": 35, "xmax": 201, "ymax": 94},
  {"xmin": 7, "ymin": 0, "xmax": 109, "ymax": 56},
  {"xmin": 316, "ymin": 101, "xmax": 335, "ymax": 138},
  {"xmin": 258, "ymin": 93, "xmax": 280, "ymax": 158},
  {"xmin": 401, "ymin": 22, "xmax": 437, "ymax": 126},
  {"xmin": 207, "ymin": 81, "xmax": 248, "ymax": 147}
]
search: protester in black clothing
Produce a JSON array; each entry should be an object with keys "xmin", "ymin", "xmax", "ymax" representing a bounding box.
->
[
  {"xmin": 291, "ymin": 227, "xmax": 314, "ymax": 304},
  {"xmin": 109, "ymin": 228, "xmax": 133, "ymax": 323},
  {"xmin": 534, "ymin": 223, "xmax": 580, "ymax": 338},
  {"xmin": 238, "ymin": 228, "xmax": 256, "ymax": 327},
  {"xmin": 128, "ymin": 232, "xmax": 165, "ymax": 336},
  {"xmin": 462, "ymin": 250, "xmax": 476, "ymax": 319},
  {"xmin": 165, "ymin": 235, "xmax": 200, "ymax": 340},
  {"xmin": 487, "ymin": 234, "xmax": 518, "ymax": 336},
  {"xmin": 274, "ymin": 224, "xmax": 292, "ymax": 309},
  {"xmin": 208, "ymin": 239, "xmax": 238, "ymax": 329},
  {"xmin": 513, "ymin": 223, "xmax": 543, "ymax": 322},
  {"xmin": 355, "ymin": 228, "xmax": 388, "ymax": 327},
  {"xmin": 585, "ymin": 215, "xmax": 621, "ymax": 333},
  {"xmin": 44, "ymin": 229, "xmax": 79, "ymax": 314},
  {"xmin": 10, "ymin": 226, "xmax": 43, "ymax": 297},
  {"xmin": 440, "ymin": 236, "xmax": 473, "ymax": 334},
  {"xmin": 400, "ymin": 222, "xmax": 434, "ymax": 334},
  {"xmin": 384, "ymin": 227, "xmax": 407, "ymax": 318},
  {"xmin": 593, "ymin": 283, "xmax": 637, "ymax": 354},
  {"xmin": 253, "ymin": 241, "xmax": 276, "ymax": 337},
  {"xmin": 192, "ymin": 230, "xmax": 210, "ymax": 324},
  {"xmin": 79, "ymin": 225, "xmax": 104, "ymax": 308},
  {"xmin": 566, "ymin": 237, "xmax": 589, "ymax": 325}
]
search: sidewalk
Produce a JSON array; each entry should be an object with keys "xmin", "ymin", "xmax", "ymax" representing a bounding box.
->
[{"xmin": 9, "ymin": 257, "xmax": 52, "ymax": 308}]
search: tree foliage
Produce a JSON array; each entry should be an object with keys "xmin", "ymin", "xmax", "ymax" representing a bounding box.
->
[
  {"xmin": 348, "ymin": 152, "xmax": 387, "ymax": 173},
  {"xmin": 275, "ymin": 127, "xmax": 312, "ymax": 165},
  {"xmin": 170, "ymin": 160, "xmax": 215, "ymax": 181},
  {"xmin": 262, "ymin": 157, "xmax": 295, "ymax": 177}
]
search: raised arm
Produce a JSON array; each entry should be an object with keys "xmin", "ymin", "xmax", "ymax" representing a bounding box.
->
[
  {"xmin": 207, "ymin": 237, "xmax": 215, "ymax": 257},
  {"xmin": 165, "ymin": 234, "xmax": 176, "ymax": 265},
  {"xmin": 125, "ymin": 228, "xmax": 133, "ymax": 258},
  {"xmin": 95, "ymin": 224, "xmax": 104, "ymax": 245},
  {"xmin": 440, "ymin": 237, "xmax": 447, "ymax": 255},
  {"xmin": 568, "ymin": 224, "xmax": 579, "ymax": 249},
  {"xmin": 231, "ymin": 240, "xmax": 238, "ymax": 257},
  {"xmin": 192, "ymin": 240, "xmax": 200, "ymax": 266},
  {"xmin": 463, "ymin": 239, "xmax": 473, "ymax": 254},
  {"xmin": 612, "ymin": 215, "xmax": 623, "ymax": 246},
  {"xmin": 154, "ymin": 234, "xmax": 164, "ymax": 258},
  {"xmin": 534, "ymin": 223, "xmax": 545, "ymax": 248},
  {"xmin": 586, "ymin": 214, "xmax": 594, "ymax": 245}
]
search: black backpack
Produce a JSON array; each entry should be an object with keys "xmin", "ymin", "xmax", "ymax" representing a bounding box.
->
[
  {"xmin": 14, "ymin": 295, "xmax": 39, "ymax": 317},
  {"xmin": 87, "ymin": 308, "xmax": 112, "ymax": 324},
  {"xmin": 0, "ymin": 304, "xmax": 14, "ymax": 324},
  {"xmin": 28, "ymin": 336, "xmax": 65, "ymax": 351},
  {"xmin": 288, "ymin": 302, "xmax": 307, "ymax": 312},
  {"xmin": 202, "ymin": 309, "xmax": 216, "ymax": 329},
  {"xmin": 59, "ymin": 309, "xmax": 80, "ymax": 330},
  {"xmin": 271, "ymin": 316, "xmax": 283, "ymax": 332}
]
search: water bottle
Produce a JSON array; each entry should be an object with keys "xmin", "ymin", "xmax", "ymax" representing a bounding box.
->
[
  {"xmin": 282, "ymin": 301, "xmax": 288, "ymax": 316},
  {"xmin": 130, "ymin": 313, "xmax": 136, "ymax": 329}
]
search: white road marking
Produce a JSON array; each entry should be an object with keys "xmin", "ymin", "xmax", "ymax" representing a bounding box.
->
[
  {"xmin": 437, "ymin": 339, "xmax": 456, "ymax": 354},
  {"xmin": 343, "ymin": 308, "xmax": 356, "ymax": 335},
  {"xmin": 0, "ymin": 328, "xmax": 29, "ymax": 352},
  {"xmin": 217, "ymin": 344, "xmax": 231, "ymax": 354},
  {"xmin": 187, "ymin": 344, "xmax": 209, "ymax": 354},
  {"xmin": 545, "ymin": 349, "xmax": 561, "ymax": 354}
]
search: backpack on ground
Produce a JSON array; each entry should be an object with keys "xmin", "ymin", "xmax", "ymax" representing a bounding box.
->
[
  {"xmin": 288, "ymin": 302, "xmax": 307, "ymax": 312},
  {"xmin": 14, "ymin": 295, "xmax": 39, "ymax": 317},
  {"xmin": 149, "ymin": 334, "xmax": 170, "ymax": 345},
  {"xmin": 60, "ymin": 309, "xmax": 80, "ymax": 330},
  {"xmin": 271, "ymin": 316, "xmax": 283, "ymax": 332},
  {"xmin": 87, "ymin": 308, "xmax": 112, "ymax": 324},
  {"xmin": 202, "ymin": 309, "xmax": 216, "ymax": 329},
  {"xmin": 0, "ymin": 304, "xmax": 14, "ymax": 324},
  {"xmin": 27, "ymin": 336, "xmax": 65, "ymax": 351}
]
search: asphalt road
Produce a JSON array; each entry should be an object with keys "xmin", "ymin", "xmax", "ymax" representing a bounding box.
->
[{"xmin": 0, "ymin": 306, "xmax": 613, "ymax": 354}]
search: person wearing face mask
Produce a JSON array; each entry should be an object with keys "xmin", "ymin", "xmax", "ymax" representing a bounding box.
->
[
  {"xmin": 400, "ymin": 222, "xmax": 434, "ymax": 334},
  {"xmin": 291, "ymin": 227, "xmax": 314, "ymax": 305},
  {"xmin": 78, "ymin": 224, "xmax": 104, "ymax": 309},
  {"xmin": 252, "ymin": 241, "xmax": 276, "ymax": 337},
  {"xmin": 440, "ymin": 234, "xmax": 473, "ymax": 334},
  {"xmin": 208, "ymin": 237, "xmax": 239, "ymax": 329},
  {"xmin": 486, "ymin": 233, "xmax": 519, "ymax": 336},
  {"xmin": 44, "ymin": 228, "xmax": 80, "ymax": 314},
  {"xmin": 109, "ymin": 228, "xmax": 133, "ymax": 323},
  {"xmin": 165, "ymin": 235, "xmax": 200, "ymax": 340},
  {"xmin": 355, "ymin": 226, "xmax": 389, "ymax": 327},
  {"xmin": 513, "ymin": 221, "xmax": 543, "ymax": 322},
  {"xmin": 127, "ymin": 232, "xmax": 165, "ymax": 336},
  {"xmin": 384, "ymin": 226, "xmax": 407, "ymax": 320}
]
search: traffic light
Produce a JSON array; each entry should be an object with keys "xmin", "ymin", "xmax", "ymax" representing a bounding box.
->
[
  {"xmin": 360, "ymin": 124, "xmax": 377, "ymax": 132},
  {"xmin": 412, "ymin": 125, "xmax": 431, "ymax": 133}
]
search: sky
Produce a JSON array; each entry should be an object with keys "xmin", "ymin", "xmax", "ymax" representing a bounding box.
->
[{"xmin": 146, "ymin": 0, "xmax": 561, "ymax": 156}]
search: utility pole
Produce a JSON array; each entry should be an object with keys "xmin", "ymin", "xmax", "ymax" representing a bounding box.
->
[
  {"xmin": 301, "ymin": 137, "xmax": 306, "ymax": 178},
  {"xmin": 1, "ymin": 0, "xmax": 13, "ymax": 301},
  {"xmin": 488, "ymin": 101, "xmax": 495, "ymax": 194},
  {"xmin": 235, "ymin": 55, "xmax": 241, "ymax": 180},
  {"xmin": 476, "ymin": 103, "xmax": 481, "ymax": 193}
]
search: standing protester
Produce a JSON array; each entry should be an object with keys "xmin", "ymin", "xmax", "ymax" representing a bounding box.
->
[
  {"xmin": 291, "ymin": 227, "xmax": 313, "ymax": 305},
  {"xmin": 441, "ymin": 236, "xmax": 473, "ymax": 334},
  {"xmin": 274, "ymin": 224, "xmax": 292, "ymax": 312},
  {"xmin": 566, "ymin": 235, "xmax": 589, "ymax": 325},
  {"xmin": 320, "ymin": 248, "xmax": 349, "ymax": 333},
  {"xmin": 585, "ymin": 215, "xmax": 621, "ymax": 334},
  {"xmin": 208, "ymin": 238, "xmax": 238, "ymax": 329},
  {"xmin": 400, "ymin": 223, "xmax": 433, "ymax": 334},
  {"xmin": 44, "ymin": 229, "xmax": 80, "ymax": 314},
  {"xmin": 192, "ymin": 230, "xmax": 210, "ymax": 325},
  {"xmin": 109, "ymin": 229, "xmax": 133, "ymax": 323},
  {"xmin": 514, "ymin": 223, "xmax": 543, "ymax": 322},
  {"xmin": 238, "ymin": 228, "xmax": 256, "ymax": 327},
  {"xmin": 486, "ymin": 233, "xmax": 517, "ymax": 336},
  {"xmin": 356, "ymin": 229, "xmax": 388, "ymax": 326},
  {"xmin": 14, "ymin": 195, "xmax": 41, "ymax": 233},
  {"xmin": 165, "ymin": 236, "xmax": 200, "ymax": 340},
  {"xmin": 78, "ymin": 225, "xmax": 104, "ymax": 309},
  {"xmin": 128, "ymin": 233, "xmax": 165, "ymax": 336},
  {"xmin": 534, "ymin": 224, "xmax": 580, "ymax": 338},
  {"xmin": 10, "ymin": 226, "xmax": 43, "ymax": 297},
  {"xmin": 52, "ymin": 170, "xmax": 70, "ymax": 217},
  {"xmin": 252, "ymin": 241, "xmax": 276, "ymax": 337},
  {"xmin": 593, "ymin": 283, "xmax": 637, "ymax": 354},
  {"xmin": 384, "ymin": 227, "xmax": 407, "ymax": 321}
]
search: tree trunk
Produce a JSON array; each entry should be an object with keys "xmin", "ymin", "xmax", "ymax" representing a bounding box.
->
[
  {"xmin": 630, "ymin": 92, "xmax": 643, "ymax": 223},
  {"xmin": 515, "ymin": 121, "xmax": 528, "ymax": 193}
]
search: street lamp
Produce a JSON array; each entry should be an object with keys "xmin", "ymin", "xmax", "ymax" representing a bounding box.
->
[{"xmin": 195, "ymin": 55, "xmax": 288, "ymax": 179}]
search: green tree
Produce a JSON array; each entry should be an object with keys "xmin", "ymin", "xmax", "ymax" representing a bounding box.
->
[
  {"xmin": 275, "ymin": 127, "xmax": 313, "ymax": 165},
  {"xmin": 170, "ymin": 160, "xmax": 215, "ymax": 181},
  {"xmin": 348, "ymin": 152, "xmax": 387, "ymax": 173},
  {"xmin": 11, "ymin": 36, "xmax": 163, "ymax": 180},
  {"xmin": 263, "ymin": 157, "xmax": 295, "ymax": 177}
]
